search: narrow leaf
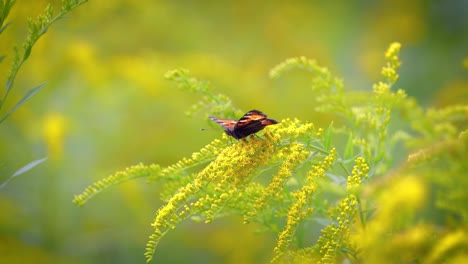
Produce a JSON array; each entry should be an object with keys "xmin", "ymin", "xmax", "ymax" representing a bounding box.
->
[
  {"xmin": 0, "ymin": 55, "xmax": 5, "ymax": 63},
  {"xmin": 23, "ymin": 45, "xmax": 32, "ymax": 61},
  {"xmin": 5, "ymin": 73, "xmax": 14, "ymax": 91},
  {"xmin": 0, "ymin": 21, "xmax": 11, "ymax": 34},
  {"xmin": 0, "ymin": 157, "xmax": 47, "ymax": 189},
  {"xmin": 0, "ymin": 82, "xmax": 46, "ymax": 124},
  {"xmin": 344, "ymin": 132, "xmax": 354, "ymax": 159},
  {"xmin": 323, "ymin": 122, "xmax": 333, "ymax": 151}
]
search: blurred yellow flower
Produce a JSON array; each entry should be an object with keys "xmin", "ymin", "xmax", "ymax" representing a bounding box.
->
[
  {"xmin": 67, "ymin": 41, "xmax": 107, "ymax": 86},
  {"xmin": 425, "ymin": 229, "xmax": 468, "ymax": 264},
  {"xmin": 111, "ymin": 55, "xmax": 163, "ymax": 96},
  {"xmin": 43, "ymin": 112, "xmax": 66, "ymax": 161},
  {"xmin": 354, "ymin": 175, "xmax": 427, "ymax": 263}
]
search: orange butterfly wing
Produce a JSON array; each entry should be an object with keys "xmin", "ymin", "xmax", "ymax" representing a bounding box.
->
[
  {"xmin": 209, "ymin": 110, "xmax": 278, "ymax": 139},
  {"xmin": 209, "ymin": 116, "xmax": 237, "ymax": 138},
  {"xmin": 209, "ymin": 117, "xmax": 236, "ymax": 130}
]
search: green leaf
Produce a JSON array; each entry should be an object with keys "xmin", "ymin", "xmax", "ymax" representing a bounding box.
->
[
  {"xmin": 0, "ymin": 0, "xmax": 16, "ymax": 27},
  {"xmin": 0, "ymin": 21, "xmax": 11, "ymax": 34},
  {"xmin": 5, "ymin": 75, "xmax": 14, "ymax": 92},
  {"xmin": 323, "ymin": 122, "xmax": 333, "ymax": 151},
  {"xmin": 344, "ymin": 132, "xmax": 354, "ymax": 159},
  {"xmin": 0, "ymin": 157, "xmax": 47, "ymax": 189},
  {"xmin": 23, "ymin": 44, "xmax": 33, "ymax": 61},
  {"xmin": 0, "ymin": 82, "xmax": 46, "ymax": 124},
  {"xmin": 0, "ymin": 55, "xmax": 5, "ymax": 62}
]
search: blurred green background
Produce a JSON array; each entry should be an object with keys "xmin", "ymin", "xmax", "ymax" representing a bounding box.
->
[{"xmin": 1, "ymin": 0, "xmax": 467, "ymax": 263}]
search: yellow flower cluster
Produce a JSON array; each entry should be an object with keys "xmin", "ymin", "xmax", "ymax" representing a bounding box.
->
[
  {"xmin": 73, "ymin": 163, "xmax": 161, "ymax": 206},
  {"xmin": 74, "ymin": 138, "xmax": 226, "ymax": 208},
  {"xmin": 271, "ymin": 148, "xmax": 336, "ymax": 263},
  {"xmin": 146, "ymin": 118, "xmax": 322, "ymax": 263},
  {"xmin": 316, "ymin": 127, "xmax": 324, "ymax": 138},
  {"xmin": 146, "ymin": 136, "xmax": 279, "ymax": 262},
  {"xmin": 271, "ymin": 184, "xmax": 316, "ymax": 264},
  {"xmin": 347, "ymin": 157, "xmax": 369, "ymax": 193},
  {"xmin": 315, "ymin": 194, "xmax": 358, "ymax": 264},
  {"xmin": 306, "ymin": 148, "xmax": 336, "ymax": 182},
  {"xmin": 382, "ymin": 42, "xmax": 401, "ymax": 84},
  {"xmin": 71, "ymin": 41, "xmax": 468, "ymax": 264},
  {"xmin": 372, "ymin": 43, "xmax": 407, "ymax": 118},
  {"xmin": 269, "ymin": 118, "xmax": 315, "ymax": 143},
  {"xmin": 351, "ymin": 42, "xmax": 405, "ymax": 169},
  {"xmin": 248, "ymin": 143, "xmax": 309, "ymax": 220},
  {"xmin": 308, "ymin": 157, "xmax": 368, "ymax": 261},
  {"xmin": 192, "ymin": 138, "xmax": 278, "ymax": 221},
  {"xmin": 148, "ymin": 138, "xmax": 225, "ymax": 183}
]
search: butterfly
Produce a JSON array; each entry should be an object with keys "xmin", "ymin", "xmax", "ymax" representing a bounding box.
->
[{"xmin": 209, "ymin": 110, "xmax": 278, "ymax": 139}]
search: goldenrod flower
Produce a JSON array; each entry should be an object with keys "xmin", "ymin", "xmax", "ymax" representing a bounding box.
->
[
  {"xmin": 43, "ymin": 112, "xmax": 66, "ymax": 161},
  {"xmin": 272, "ymin": 148, "xmax": 336, "ymax": 263},
  {"xmin": 347, "ymin": 157, "xmax": 369, "ymax": 193}
]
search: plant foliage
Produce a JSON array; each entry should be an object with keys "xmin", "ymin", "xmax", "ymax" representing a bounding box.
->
[
  {"xmin": 74, "ymin": 43, "xmax": 468, "ymax": 263},
  {"xmin": 0, "ymin": 0, "xmax": 88, "ymax": 187}
]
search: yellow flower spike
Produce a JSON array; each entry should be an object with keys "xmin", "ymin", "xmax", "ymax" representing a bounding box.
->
[
  {"xmin": 309, "ymin": 191, "xmax": 359, "ymax": 264},
  {"xmin": 73, "ymin": 163, "xmax": 161, "ymax": 206},
  {"xmin": 305, "ymin": 148, "xmax": 336, "ymax": 185},
  {"xmin": 381, "ymin": 42, "xmax": 402, "ymax": 84},
  {"xmin": 347, "ymin": 157, "xmax": 370, "ymax": 193},
  {"xmin": 385, "ymin": 42, "xmax": 402, "ymax": 60},
  {"xmin": 272, "ymin": 149, "xmax": 337, "ymax": 263},
  {"xmin": 251, "ymin": 143, "xmax": 308, "ymax": 218},
  {"xmin": 373, "ymin": 81, "xmax": 390, "ymax": 95},
  {"xmin": 145, "ymin": 162, "xmax": 232, "ymax": 260}
]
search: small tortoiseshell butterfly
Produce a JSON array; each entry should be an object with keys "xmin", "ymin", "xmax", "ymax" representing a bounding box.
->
[{"xmin": 209, "ymin": 110, "xmax": 278, "ymax": 139}]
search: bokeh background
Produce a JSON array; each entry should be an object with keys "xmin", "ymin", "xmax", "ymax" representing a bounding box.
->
[{"xmin": 1, "ymin": 0, "xmax": 467, "ymax": 263}]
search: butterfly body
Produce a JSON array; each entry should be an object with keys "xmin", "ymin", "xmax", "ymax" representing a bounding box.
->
[{"xmin": 209, "ymin": 110, "xmax": 278, "ymax": 139}]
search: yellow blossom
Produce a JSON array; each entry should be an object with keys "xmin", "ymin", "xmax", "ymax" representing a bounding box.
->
[
  {"xmin": 347, "ymin": 157, "xmax": 369, "ymax": 193},
  {"xmin": 66, "ymin": 41, "xmax": 107, "ymax": 85},
  {"xmin": 272, "ymin": 149, "xmax": 336, "ymax": 263},
  {"xmin": 382, "ymin": 42, "xmax": 401, "ymax": 83},
  {"xmin": 353, "ymin": 175, "xmax": 427, "ymax": 264},
  {"xmin": 425, "ymin": 229, "xmax": 468, "ymax": 263},
  {"xmin": 43, "ymin": 112, "xmax": 66, "ymax": 161},
  {"xmin": 251, "ymin": 143, "xmax": 309, "ymax": 217},
  {"xmin": 314, "ymin": 194, "xmax": 358, "ymax": 264}
]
